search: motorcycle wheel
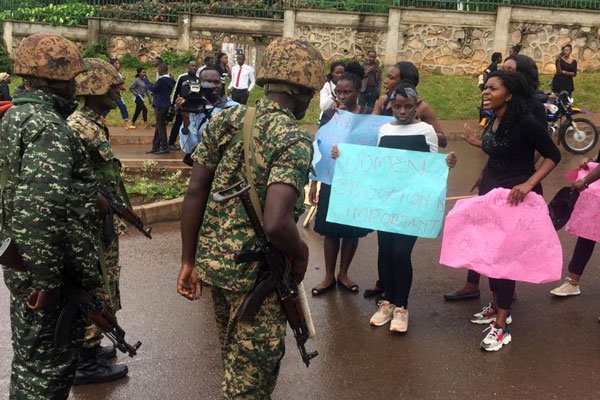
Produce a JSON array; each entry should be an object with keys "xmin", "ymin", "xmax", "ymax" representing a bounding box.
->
[{"xmin": 559, "ymin": 117, "xmax": 599, "ymax": 154}]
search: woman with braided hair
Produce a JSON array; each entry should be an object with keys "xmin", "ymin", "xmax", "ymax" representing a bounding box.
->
[{"xmin": 309, "ymin": 61, "xmax": 372, "ymax": 296}]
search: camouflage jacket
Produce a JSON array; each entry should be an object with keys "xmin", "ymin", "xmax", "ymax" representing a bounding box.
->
[
  {"xmin": 0, "ymin": 90, "xmax": 101, "ymax": 292},
  {"xmin": 67, "ymin": 108, "xmax": 130, "ymax": 206},
  {"xmin": 192, "ymin": 98, "xmax": 312, "ymax": 292}
]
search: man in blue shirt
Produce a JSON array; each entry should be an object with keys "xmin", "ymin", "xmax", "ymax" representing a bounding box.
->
[{"xmin": 144, "ymin": 63, "xmax": 175, "ymax": 154}]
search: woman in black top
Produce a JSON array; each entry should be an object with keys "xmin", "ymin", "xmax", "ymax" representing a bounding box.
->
[
  {"xmin": 215, "ymin": 52, "xmax": 230, "ymax": 97},
  {"xmin": 449, "ymin": 55, "xmax": 551, "ymax": 302},
  {"xmin": 309, "ymin": 62, "xmax": 372, "ymax": 296},
  {"xmin": 552, "ymin": 44, "xmax": 577, "ymax": 96},
  {"xmin": 470, "ymin": 70, "xmax": 561, "ymax": 351}
]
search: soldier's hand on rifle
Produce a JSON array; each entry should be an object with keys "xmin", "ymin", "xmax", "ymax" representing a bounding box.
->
[
  {"xmin": 177, "ymin": 263, "xmax": 202, "ymax": 300},
  {"xmin": 290, "ymin": 242, "xmax": 309, "ymax": 284},
  {"xmin": 27, "ymin": 288, "xmax": 61, "ymax": 311}
]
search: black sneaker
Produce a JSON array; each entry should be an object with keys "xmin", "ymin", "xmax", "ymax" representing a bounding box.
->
[
  {"xmin": 146, "ymin": 148, "xmax": 159, "ymax": 154},
  {"xmin": 155, "ymin": 147, "xmax": 170, "ymax": 154}
]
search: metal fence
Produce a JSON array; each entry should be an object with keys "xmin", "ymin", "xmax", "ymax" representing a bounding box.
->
[{"xmin": 0, "ymin": 0, "xmax": 598, "ymax": 23}]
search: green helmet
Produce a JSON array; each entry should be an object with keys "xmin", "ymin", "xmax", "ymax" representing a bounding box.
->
[
  {"xmin": 75, "ymin": 58, "xmax": 124, "ymax": 96},
  {"xmin": 256, "ymin": 38, "xmax": 325, "ymax": 93},
  {"xmin": 14, "ymin": 34, "xmax": 85, "ymax": 81}
]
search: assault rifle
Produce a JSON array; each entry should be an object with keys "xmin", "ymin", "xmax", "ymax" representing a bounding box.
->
[
  {"xmin": 98, "ymin": 187, "xmax": 152, "ymax": 239},
  {"xmin": 212, "ymin": 181, "xmax": 318, "ymax": 367},
  {"xmin": 0, "ymin": 238, "xmax": 142, "ymax": 357}
]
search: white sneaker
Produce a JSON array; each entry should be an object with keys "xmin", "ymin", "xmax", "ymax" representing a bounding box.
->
[
  {"xmin": 390, "ymin": 307, "xmax": 409, "ymax": 333},
  {"xmin": 471, "ymin": 302, "xmax": 512, "ymax": 325},
  {"xmin": 480, "ymin": 322, "xmax": 512, "ymax": 352},
  {"xmin": 370, "ymin": 300, "xmax": 395, "ymax": 326},
  {"xmin": 550, "ymin": 278, "xmax": 581, "ymax": 297}
]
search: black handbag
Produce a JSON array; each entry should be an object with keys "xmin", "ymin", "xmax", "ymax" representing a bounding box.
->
[{"xmin": 548, "ymin": 187, "xmax": 580, "ymax": 231}]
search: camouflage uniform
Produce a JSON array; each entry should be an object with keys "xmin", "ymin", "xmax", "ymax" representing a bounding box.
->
[
  {"xmin": 67, "ymin": 107, "xmax": 127, "ymax": 349},
  {"xmin": 0, "ymin": 89, "xmax": 102, "ymax": 399},
  {"xmin": 192, "ymin": 98, "xmax": 313, "ymax": 398}
]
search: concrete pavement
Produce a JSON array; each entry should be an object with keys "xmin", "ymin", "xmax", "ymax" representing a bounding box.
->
[{"xmin": 1, "ymin": 141, "xmax": 600, "ymax": 399}]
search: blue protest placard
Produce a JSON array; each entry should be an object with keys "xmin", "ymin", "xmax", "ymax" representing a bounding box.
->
[
  {"xmin": 311, "ymin": 110, "xmax": 394, "ymax": 185},
  {"xmin": 326, "ymin": 143, "xmax": 449, "ymax": 238}
]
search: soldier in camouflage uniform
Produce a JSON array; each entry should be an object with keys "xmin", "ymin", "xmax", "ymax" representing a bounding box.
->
[
  {"xmin": 177, "ymin": 38, "xmax": 325, "ymax": 399},
  {"xmin": 0, "ymin": 34, "xmax": 103, "ymax": 399},
  {"xmin": 67, "ymin": 58, "xmax": 129, "ymax": 385}
]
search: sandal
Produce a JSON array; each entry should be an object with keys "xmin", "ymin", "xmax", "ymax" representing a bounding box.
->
[
  {"xmin": 337, "ymin": 279, "xmax": 359, "ymax": 293},
  {"xmin": 311, "ymin": 281, "xmax": 336, "ymax": 296}
]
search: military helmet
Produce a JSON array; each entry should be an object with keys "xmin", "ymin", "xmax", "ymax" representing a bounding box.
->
[
  {"xmin": 256, "ymin": 38, "xmax": 325, "ymax": 93},
  {"xmin": 75, "ymin": 58, "xmax": 124, "ymax": 96},
  {"xmin": 14, "ymin": 34, "xmax": 85, "ymax": 81}
]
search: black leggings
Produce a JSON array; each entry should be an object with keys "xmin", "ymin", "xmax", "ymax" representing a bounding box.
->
[
  {"xmin": 132, "ymin": 97, "xmax": 147, "ymax": 124},
  {"xmin": 488, "ymin": 278, "xmax": 515, "ymax": 310},
  {"xmin": 568, "ymin": 236, "xmax": 596, "ymax": 275},
  {"xmin": 378, "ymin": 231, "xmax": 418, "ymax": 308},
  {"xmin": 466, "ymin": 270, "xmax": 514, "ymax": 310}
]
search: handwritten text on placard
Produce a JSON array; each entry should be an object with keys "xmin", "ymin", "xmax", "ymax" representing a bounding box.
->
[{"xmin": 326, "ymin": 143, "xmax": 448, "ymax": 238}]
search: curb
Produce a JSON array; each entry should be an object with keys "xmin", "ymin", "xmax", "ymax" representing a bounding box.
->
[{"xmin": 133, "ymin": 197, "xmax": 184, "ymax": 225}]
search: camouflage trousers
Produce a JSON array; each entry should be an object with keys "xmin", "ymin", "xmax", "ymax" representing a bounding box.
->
[
  {"xmin": 211, "ymin": 287, "xmax": 286, "ymax": 400},
  {"xmin": 4, "ymin": 270, "xmax": 85, "ymax": 400},
  {"xmin": 82, "ymin": 236, "xmax": 121, "ymax": 349}
]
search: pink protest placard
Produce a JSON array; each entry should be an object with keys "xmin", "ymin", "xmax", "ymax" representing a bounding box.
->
[
  {"xmin": 439, "ymin": 188, "xmax": 563, "ymax": 284},
  {"xmin": 564, "ymin": 162, "xmax": 599, "ymax": 183},
  {"xmin": 565, "ymin": 165, "xmax": 600, "ymax": 242}
]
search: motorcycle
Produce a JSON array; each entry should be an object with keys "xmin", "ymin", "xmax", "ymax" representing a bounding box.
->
[{"xmin": 544, "ymin": 91, "xmax": 598, "ymax": 154}]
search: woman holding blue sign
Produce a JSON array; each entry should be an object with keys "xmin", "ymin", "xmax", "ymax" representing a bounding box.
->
[
  {"xmin": 467, "ymin": 70, "xmax": 560, "ymax": 351},
  {"xmin": 309, "ymin": 62, "xmax": 372, "ymax": 296},
  {"xmin": 333, "ymin": 83, "xmax": 456, "ymax": 333},
  {"xmin": 365, "ymin": 61, "xmax": 449, "ymax": 300}
]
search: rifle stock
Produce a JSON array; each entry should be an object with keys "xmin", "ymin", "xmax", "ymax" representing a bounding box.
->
[
  {"xmin": 212, "ymin": 181, "xmax": 318, "ymax": 367},
  {"xmin": 0, "ymin": 238, "xmax": 142, "ymax": 357}
]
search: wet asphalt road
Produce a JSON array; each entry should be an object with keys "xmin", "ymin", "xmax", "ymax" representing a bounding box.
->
[{"xmin": 2, "ymin": 141, "xmax": 600, "ymax": 400}]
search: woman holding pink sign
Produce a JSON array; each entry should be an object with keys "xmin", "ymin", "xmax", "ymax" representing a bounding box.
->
[
  {"xmin": 468, "ymin": 70, "xmax": 561, "ymax": 351},
  {"xmin": 550, "ymin": 155, "xmax": 600, "ymax": 298}
]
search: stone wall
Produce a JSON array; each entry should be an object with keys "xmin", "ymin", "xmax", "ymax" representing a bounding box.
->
[
  {"xmin": 295, "ymin": 25, "xmax": 385, "ymax": 62},
  {"xmin": 399, "ymin": 25, "xmax": 495, "ymax": 75},
  {"xmin": 4, "ymin": 6, "xmax": 600, "ymax": 75},
  {"xmin": 509, "ymin": 23, "xmax": 600, "ymax": 73}
]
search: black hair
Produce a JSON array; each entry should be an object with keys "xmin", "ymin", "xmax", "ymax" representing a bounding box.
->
[
  {"xmin": 203, "ymin": 55, "xmax": 214, "ymax": 65},
  {"xmin": 109, "ymin": 58, "xmax": 118, "ymax": 65},
  {"xmin": 394, "ymin": 61, "xmax": 420, "ymax": 87},
  {"xmin": 158, "ymin": 63, "xmax": 168, "ymax": 75},
  {"xmin": 199, "ymin": 66, "xmax": 221, "ymax": 76},
  {"xmin": 155, "ymin": 56, "xmax": 163, "ymax": 63},
  {"xmin": 337, "ymin": 61, "xmax": 364, "ymax": 91},
  {"xmin": 326, "ymin": 61, "xmax": 345, "ymax": 82},
  {"xmin": 217, "ymin": 52, "xmax": 228, "ymax": 63},
  {"xmin": 389, "ymin": 82, "xmax": 419, "ymax": 102},
  {"xmin": 486, "ymin": 70, "xmax": 530, "ymax": 137},
  {"xmin": 562, "ymin": 44, "xmax": 573, "ymax": 50},
  {"xmin": 511, "ymin": 54, "xmax": 540, "ymax": 94},
  {"xmin": 491, "ymin": 52, "xmax": 502, "ymax": 63},
  {"xmin": 135, "ymin": 67, "xmax": 145, "ymax": 78}
]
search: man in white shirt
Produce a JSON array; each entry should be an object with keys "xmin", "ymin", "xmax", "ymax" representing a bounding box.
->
[{"xmin": 227, "ymin": 53, "xmax": 255, "ymax": 105}]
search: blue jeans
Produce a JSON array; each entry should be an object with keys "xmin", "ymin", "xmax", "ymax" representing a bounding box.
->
[{"xmin": 116, "ymin": 96, "xmax": 129, "ymax": 120}]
